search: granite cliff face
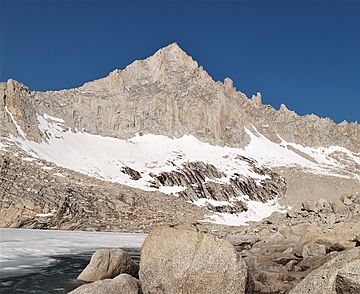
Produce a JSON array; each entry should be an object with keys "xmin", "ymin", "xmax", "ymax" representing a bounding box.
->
[
  {"xmin": 0, "ymin": 43, "xmax": 359, "ymax": 229},
  {"xmin": 1, "ymin": 43, "xmax": 359, "ymax": 150}
]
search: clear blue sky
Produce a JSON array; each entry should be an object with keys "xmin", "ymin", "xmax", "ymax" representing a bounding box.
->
[{"xmin": 1, "ymin": 0, "xmax": 359, "ymax": 123}]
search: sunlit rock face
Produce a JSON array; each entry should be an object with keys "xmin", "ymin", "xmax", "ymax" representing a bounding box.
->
[{"xmin": 0, "ymin": 43, "xmax": 359, "ymax": 229}]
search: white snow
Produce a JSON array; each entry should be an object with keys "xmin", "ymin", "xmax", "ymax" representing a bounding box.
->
[
  {"xmin": 279, "ymin": 136, "xmax": 360, "ymax": 168},
  {"xmin": 205, "ymin": 198, "xmax": 285, "ymax": 226},
  {"xmin": 194, "ymin": 198, "xmax": 235, "ymax": 207},
  {"xmin": 244, "ymin": 127, "xmax": 319, "ymax": 168},
  {"xmin": 158, "ymin": 185, "xmax": 186, "ymax": 194},
  {"xmin": 0, "ymin": 228, "xmax": 146, "ymax": 278},
  {"xmin": 9, "ymin": 114, "xmax": 268, "ymax": 195},
  {"xmin": 4, "ymin": 112, "xmax": 359, "ymax": 227},
  {"xmin": 35, "ymin": 213, "xmax": 54, "ymax": 217},
  {"xmin": 244, "ymin": 126, "xmax": 360, "ymax": 179},
  {"xmin": 22, "ymin": 157, "xmax": 37, "ymax": 162},
  {"xmin": 43, "ymin": 113, "xmax": 65, "ymax": 123},
  {"xmin": 54, "ymin": 172, "xmax": 66, "ymax": 177}
]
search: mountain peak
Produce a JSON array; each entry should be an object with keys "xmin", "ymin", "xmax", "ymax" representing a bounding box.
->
[
  {"xmin": 149, "ymin": 42, "xmax": 198, "ymax": 70},
  {"xmin": 157, "ymin": 42, "xmax": 186, "ymax": 56},
  {"xmin": 162, "ymin": 42, "xmax": 182, "ymax": 50}
]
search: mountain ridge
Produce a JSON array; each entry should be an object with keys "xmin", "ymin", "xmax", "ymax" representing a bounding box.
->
[
  {"xmin": 0, "ymin": 43, "xmax": 359, "ymax": 229},
  {"xmin": 1, "ymin": 43, "xmax": 359, "ymax": 152}
]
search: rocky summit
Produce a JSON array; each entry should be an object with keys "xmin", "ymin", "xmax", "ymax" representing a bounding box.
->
[{"xmin": 0, "ymin": 43, "xmax": 359, "ymax": 293}]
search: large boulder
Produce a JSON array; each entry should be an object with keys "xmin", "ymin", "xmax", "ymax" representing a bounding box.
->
[
  {"xmin": 139, "ymin": 225, "xmax": 249, "ymax": 294},
  {"xmin": 69, "ymin": 274, "xmax": 141, "ymax": 294},
  {"xmin": 301, "ymin": 242, "xmax": 327, "ymax": 258},
  {"xmin": 289, "ymin": 248, "xmax": 360, "ymax": 293},
  {"xmin": 77, "ymin": 249, "xmax": 139, "ymax": 282},
  {"xmin": 336, "ymin": 260, "xmax": 360, "ymax": 293}
]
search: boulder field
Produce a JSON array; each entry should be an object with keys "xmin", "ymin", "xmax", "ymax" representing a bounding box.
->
[{"xmin": 70, "ymin": 194, "xmax": 360, "ymax": 293}]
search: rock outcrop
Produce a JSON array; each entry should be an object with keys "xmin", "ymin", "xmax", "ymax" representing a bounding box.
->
[
  {"xmin": 288, "ymin": 249, "xmax": 360, "ymax": 294},
  {"xmin": 69, "ymin": 201, "xmax": 359, "ymax": 294},
  {"xmin": 0, "ymin": 152, "xmax": 205, "ymax": 231},
  {"xmin": 150, "ymin": 161, "xmax": 286, "ymax": 213},
  {"xmin": 77, "ymin": 249, "xmax": 139, "ymax": 282},
  {"xmin": 336, "ymin": 259, "xmax": 360, "ymax": 294},
  {"xmin": 139, "ymin": 225, "xmax": 249, "ymax": 294}
]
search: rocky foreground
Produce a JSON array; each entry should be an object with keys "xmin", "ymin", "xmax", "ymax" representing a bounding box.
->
[{"xmin": 66, "ymin": 193, "xmax": 359, "ymax": 294}]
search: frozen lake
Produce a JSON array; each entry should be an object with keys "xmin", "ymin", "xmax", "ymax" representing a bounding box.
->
[{"xmin": 0, "ymin": 228, "xmax": 145, "ymax": 293}]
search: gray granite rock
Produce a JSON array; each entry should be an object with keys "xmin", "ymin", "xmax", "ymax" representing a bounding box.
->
[
  {"xmin": 139, "ymin": 225, "xmax": 249, "ymax": 294},
  {"xmin": 336, "ymin": 259, "xmax": 360, "ymax": 294},
  {"xmin": 69, "ymin": 274, "xmax": 141, "ymax": 294},
  {"xmin": 78, "ymin": 249, "xmax": 139, "ymax": 282},
  {"xmin": 289, "ymin": 249, "xmax": 360, "ymax": 294}
]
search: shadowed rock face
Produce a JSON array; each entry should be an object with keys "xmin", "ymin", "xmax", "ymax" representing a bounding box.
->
[{"xmin": 336, "ymin": 259, "xmax": 360, "ymax": 294}]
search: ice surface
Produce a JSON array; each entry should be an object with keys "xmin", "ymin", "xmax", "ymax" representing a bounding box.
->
[{"xmin": 0, "ymin": 229, "xmax": 146, "ymax": 278}]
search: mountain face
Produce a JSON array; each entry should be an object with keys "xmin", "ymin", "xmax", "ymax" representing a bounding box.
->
[{"xmin": 0, "ymin": 43, "xmax": 359, "ymax": 230}]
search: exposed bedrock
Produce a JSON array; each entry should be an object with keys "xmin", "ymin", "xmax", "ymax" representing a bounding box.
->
[
  {"xmin": 0, "ymin": 152, "xmax": 205, "ymax": 231},
  {"xmin": 150, "ymin": 161, "xmax": 286, "ymax": 213},
  {"xmin": 1, "ymin": 43, "xmax": 359, "ymax": 151}
]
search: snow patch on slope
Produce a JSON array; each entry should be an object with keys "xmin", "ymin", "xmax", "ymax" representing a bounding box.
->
[
  {"xmin": 244, "ymin": 126, "xmax": 360, "ymax": 179},
  {"xmin": 279, "ymin": 136, "xmax": 360, "ymax": 170},
  {"xmin": 206, "ymin": 198, "xmax": 284, "ymax": 226},
  {"xmin": 9, "ymin": 114, "xmax": 269, "ymax": 194},
  {"xmin": 4, "ymin": 112, "xmax": 359, "ymax": 226}
]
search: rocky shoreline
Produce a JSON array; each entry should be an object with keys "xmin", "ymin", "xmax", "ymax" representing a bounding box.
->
[{"xmin": 65, "ymin": 193, "xmax": 359, "ymax": 294}]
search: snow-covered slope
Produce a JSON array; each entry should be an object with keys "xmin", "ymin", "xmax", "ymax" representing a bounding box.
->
[
  {"xmin": 5, "ymin": 112, "xmax": 359, "ymax": 187},
  {"xmin": 2, "ymin": 110, "xmax": 359, "ymax": 225},
  {"xmin": 244, "ymin": 126, "xmax": 360, "ymax": 180}
]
